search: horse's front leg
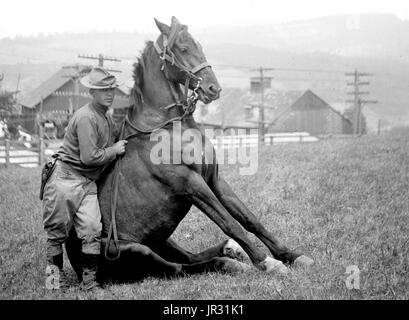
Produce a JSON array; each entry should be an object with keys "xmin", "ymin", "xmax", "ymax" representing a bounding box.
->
[
  {"xmin": 209, "ymin": 176, "xmax": 314, "ymax": 267},
  {"xmin": 186, "ymin": 171, "xmax": 289, "ymax": 274}
]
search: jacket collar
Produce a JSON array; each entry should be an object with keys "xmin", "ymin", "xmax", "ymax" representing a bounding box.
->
[{"xmin": 90, "ymin": 101, "xmax": 108, "ymax": 116}]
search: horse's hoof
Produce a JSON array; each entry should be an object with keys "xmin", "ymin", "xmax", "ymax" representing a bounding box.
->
[
  {"xmin": 219, "ymin": 257, "xmax": 251, "ymax": 273},
  {"xmin": 293, "ymin": 255, "xmax": 314, "ymax": 268},
  {"xmin": 260, "ymin": 256, "xmax": 289, "ymax": 274},
  {"xmin": 223, "ymin": 239, "xmax": 247, "ymax": 262}
]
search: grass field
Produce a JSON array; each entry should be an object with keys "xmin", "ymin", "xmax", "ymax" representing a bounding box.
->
[{"xmin": 1, "ymin": 128, "xmax": 408, "ymax": 300}]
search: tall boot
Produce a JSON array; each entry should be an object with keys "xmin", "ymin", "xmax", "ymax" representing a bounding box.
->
[
  {"xmin": 46, "ymin": 253, "xmax": 70, "ymax": 290},
  {"xmin": 80, "ymin": 253, "xmax": 100, "ymax": 291}
]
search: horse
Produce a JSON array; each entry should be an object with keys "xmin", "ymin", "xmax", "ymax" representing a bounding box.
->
[{"xmin": 65, "ymin": 17, "xmax": 313, "ymax": 284}]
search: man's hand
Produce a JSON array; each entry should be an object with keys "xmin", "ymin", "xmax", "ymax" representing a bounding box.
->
[{"xmin": 113, "ymin": 140, "xmax": 128, "ymax": 156}]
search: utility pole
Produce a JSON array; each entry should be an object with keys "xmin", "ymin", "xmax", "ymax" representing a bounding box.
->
[
  {"xmin": 15, "ymin": 73, "xmax": 21, "ymax": 94},
  {"xmin": 0, "ymin": 73, "xmax": 4, "ymax": 91},
  {"xmin": 39, "ymin": 97, "xmax": 44, "ymax": 164},
  {"xmin": 249, "ymin": 67, "xmax": 274, "ymax": 145},
  {"xmin": 78, "ymin": 54, "xmax": 122, "ymax": 73},
  {"xmin": 345, "ymin": 68, "xmax": 377, "ymax": 134}
]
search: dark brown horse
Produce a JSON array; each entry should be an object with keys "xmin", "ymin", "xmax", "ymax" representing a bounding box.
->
[{"xmin": 66, "ymin": 17, "xmax": 313, "ymax": 284}]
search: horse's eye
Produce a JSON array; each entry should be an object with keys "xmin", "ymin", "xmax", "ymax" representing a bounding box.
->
[{"xmin": 180, "ymin": 46, "xmax": 188, "ymax": 52}]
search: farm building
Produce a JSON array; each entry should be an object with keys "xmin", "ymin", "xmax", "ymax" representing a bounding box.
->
[
  {"xmin": 20, "ymin": 65, "xmax": 131, "ymax": 133},
  {"xmin": 269, "ymin": 90, "xmax": 353, "ymax": 135}
]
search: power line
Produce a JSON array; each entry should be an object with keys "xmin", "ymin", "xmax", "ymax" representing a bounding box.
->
[
  {"xmin": 212, "ymin": 63, "xmax": 347, "ymax": 74},
  {"xmin": 78, "ymin": 53, "xmax": 122, "ymax": 73},
  {"xmin": 217, "ymin": 74, "xmax": 346, "ymax": 81}
]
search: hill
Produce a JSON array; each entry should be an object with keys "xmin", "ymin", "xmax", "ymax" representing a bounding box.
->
[{"xmin": 1, "ymin": 14, "xmax": 408, "ymax": 130}]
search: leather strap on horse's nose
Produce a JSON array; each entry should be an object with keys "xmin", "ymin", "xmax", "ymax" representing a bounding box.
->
[
  {"xmin": 153, "ymin": 38, "xmax": 211, "ymax": 83},
  {"xmin": 190, "ymin": 62, "xmax": 210, "ymax": 75}
]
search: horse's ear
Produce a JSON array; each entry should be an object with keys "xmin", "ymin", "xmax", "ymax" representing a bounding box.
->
[
  {"xmin": 154, "ymin": 18, "xmax": 171, "ymax": 35},
  {"xmin": 171, "ymin": 16, "xmax": 181, "ymax": 28}
]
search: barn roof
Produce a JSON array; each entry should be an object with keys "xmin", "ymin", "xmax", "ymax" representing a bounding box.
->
[
  {"xmin": 292, "ymin": 90, "xmax": 353, "ymax": 125},
  {"xmin": 20, "ymin": 65, "xmax": 131, "ymax": 109},
  {"xmin": 267, "ymin": 89, "xmax": 353, "ymax": 128}
]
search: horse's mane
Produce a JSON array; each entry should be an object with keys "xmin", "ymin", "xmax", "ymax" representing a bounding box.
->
[{"xmin": 131, "ymin": 41, "xmax": 154, "ymax": 105}]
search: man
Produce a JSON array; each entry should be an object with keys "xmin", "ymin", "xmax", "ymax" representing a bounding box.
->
[
  {"xmin": 42, "ymin": 67, "xmax": 128, "ymax": 291},
  {"xmin": 0, "ymin": 119, "xmax": 10, "ymax": 139}
]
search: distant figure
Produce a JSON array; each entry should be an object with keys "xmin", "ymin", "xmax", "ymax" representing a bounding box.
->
[
  {"xmin": 0, "ymin": 119, "xmax": 10, "ymax": 139},
  {"xmin": 17, "ymin": 125, "xmax": 32, "ymax": 148},
  {"xmin": 17, "ymin": 125, "xmax": 32, "ymax": 141},
  {"xmin": 44, "ymin": 120, "xmax": 57, "ymax": 140}
]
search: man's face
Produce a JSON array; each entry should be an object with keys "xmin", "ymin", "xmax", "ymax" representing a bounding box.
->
[{"xmin": 91, "ymin": 88, "xmax": 115, "ymax": 107}]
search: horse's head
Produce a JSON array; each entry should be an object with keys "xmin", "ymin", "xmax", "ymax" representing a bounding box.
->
[{"xmin": 154, "ymin": 16, "xmax": 221, "ymax": 104}]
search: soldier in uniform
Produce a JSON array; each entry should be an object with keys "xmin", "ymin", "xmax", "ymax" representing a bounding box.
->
[{"xmin": 42, "ymin": 67, "xmax": 128, "ymax": 291}]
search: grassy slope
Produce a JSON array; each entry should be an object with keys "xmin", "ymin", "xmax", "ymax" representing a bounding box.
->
[{"xmin": 1, "ymin": 129, "xmax": 408, "ymax": 300}]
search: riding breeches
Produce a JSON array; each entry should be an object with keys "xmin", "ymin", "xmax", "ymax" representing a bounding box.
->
[{"xmin": 42, "ymin": 161, "xmax": 102, "ymax": 257}]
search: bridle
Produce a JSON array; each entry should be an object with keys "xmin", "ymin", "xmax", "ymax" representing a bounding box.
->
[
  {"xmin": 104, "ymin": 29, "xmax": 212, "ymax": 261},
  {"xmin": 153, "ymin": 33, "xmax": 210, "ymax": 110},
  {"xmin": 125, "ymin": 30, "xmax": 212, "ymax": 137}
]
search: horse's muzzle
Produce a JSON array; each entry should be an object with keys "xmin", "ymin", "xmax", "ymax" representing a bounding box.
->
[{"xmin": 197, "ymin": 85, "xmax": 221, "ymax": 104}]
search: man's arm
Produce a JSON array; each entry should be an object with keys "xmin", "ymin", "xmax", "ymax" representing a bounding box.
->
[{"xmin": 77, "ymin": 116, "xmax": 117, "ymax": 166}]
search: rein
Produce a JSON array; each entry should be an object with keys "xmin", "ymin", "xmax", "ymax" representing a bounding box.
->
[{"xmin": 104, "ymin": 32, "xmax": 211, "ymax": 261}]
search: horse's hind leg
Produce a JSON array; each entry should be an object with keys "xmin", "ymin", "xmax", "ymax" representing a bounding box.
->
[
  {"xmin": 152, "ymin": 239, "xmax": 250, "ymax": 274},
  {"xmin": 101, "ymin": 240, "xmax": 183, "ymax": 281},
  {"xmin": 101, "ymin": 240, "xmax": 248, "ymax": 281},
  {"xmin": 150, "ymin": 238, "xmax": 246, "ymax": 264},
  {"xmin": 210, "ymin": 176, "xmax": 313, "ymax": 267}
]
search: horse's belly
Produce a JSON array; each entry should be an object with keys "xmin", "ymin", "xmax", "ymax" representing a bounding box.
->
[
  {"xmin": 131, "ymin": 201, "xmax": 190, "ymax": 243},
  {"xmin": 101, "ymin": 184, "xmax": 191, "ymax": 244}
]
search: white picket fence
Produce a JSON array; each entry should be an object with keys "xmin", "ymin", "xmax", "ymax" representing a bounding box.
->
[
  {"xmin": 1, "ymin": 132, "xmax": 317, "ymax": 168},
  {"xmin": 0, "ymin": 139, "xmax": 57, "ymax": 168},
  {"xmin": 210, "ymin": 132, "xmax": 318, "ymax": 149}
]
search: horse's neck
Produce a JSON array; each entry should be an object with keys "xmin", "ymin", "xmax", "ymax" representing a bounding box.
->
[{"xmin": 129, "ymin": 50, "xmax": 185, "ymax": 127}]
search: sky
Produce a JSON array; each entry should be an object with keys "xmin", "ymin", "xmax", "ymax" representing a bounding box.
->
[{"xmin": 1, "ymin": 0, "xmax": 409, "ymax": 38}]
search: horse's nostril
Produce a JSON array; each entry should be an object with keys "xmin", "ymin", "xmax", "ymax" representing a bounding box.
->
[{"xmin": 209, "ymin": 85, "xmax": 221, "ymax": 95}]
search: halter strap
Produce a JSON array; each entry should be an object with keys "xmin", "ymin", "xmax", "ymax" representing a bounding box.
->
[
  {"xmin": 153, "ymin": 38, "xmax": 211, "ymax": 82},
  {"xmin": 191, "ymin": 62, "xmax": 211, "ymax": 74},
  {"xmin": 124, "ymin": 32, "xmax": 209, "ymax": 136}
]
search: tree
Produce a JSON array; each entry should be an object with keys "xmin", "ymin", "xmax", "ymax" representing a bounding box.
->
[
  {"xmin": 0, "ymin": 90, "xmax": 18, "ymax": 115},
  {"xmin": 343, "ymin": 105, "xmax": 367, "ymax": 134}
]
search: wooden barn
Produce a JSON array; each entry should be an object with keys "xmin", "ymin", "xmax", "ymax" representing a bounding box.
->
[
  {"xmin": 20, "ymin": 65, "xmax": 130, "ymax": 133},
  {"xmin": 269, "ymin": 90, "xmax": 353, "ymax": 135}
]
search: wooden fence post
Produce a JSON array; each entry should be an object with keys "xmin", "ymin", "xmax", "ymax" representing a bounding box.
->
[
  {"xmin": 39, "ymin": 138, "xmax": 45, "ymax": 165},
  {"xmin": 5, "ymin": 139, "xmax": 10, "ymax": 168},
  {"xmin": 39, "ymin": 120, "xmax": 45, "ymax": 165}
]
